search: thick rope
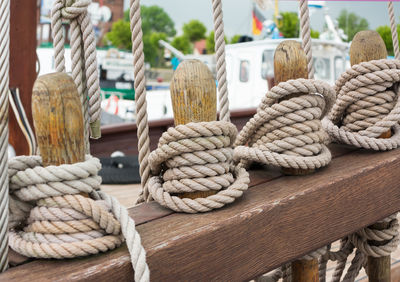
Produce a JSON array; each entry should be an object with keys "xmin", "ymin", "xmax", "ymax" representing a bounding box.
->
[
  {"xmin": 129, "ymin": 0, "xmax": 151, "ymax": 204},
  {"xmin": 211, "ymin": 0, "xmax": 230, "ymax": 122},
  {"xmin": 322, "ymin": 59, "xmax": 400, "ymax": 150},
  {"xmin": 8, "ymin": 155, "xmax": 149, "ymax": 282},
  {"xmin": 0, "ymin": 0, "xmax": 9, "ymax": 272},
  {"xmin": 148, "ymin": 121, "xmax": 249, "ymax": 213},
  {"xmin": 389, "ymin": 1, "xmax": 400, "ymax": 60},
  {"xmin": 51, "ymin": 0, "xmax": 102, "ymax": 150},
  {"xmin": 299, "ymin": 0, "xmax": 314, "ymax": 79},
  {"xmin": 234, "ymin": 79, "xmax": 335, "ymax": 170}
]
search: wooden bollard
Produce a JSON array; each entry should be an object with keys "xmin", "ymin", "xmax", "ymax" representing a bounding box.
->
[
  {"xmin": 350, "ymin": 30, "xmax": 391, "ymax": 282},
  {"xmin": 170, "ymin": 59, "xmax": 217, "ymax": 199},
  {"xmin": 32, "ymin": 72, "xmax": 85, "ymax": 171},
  {"xmin": 274, "ymin": 41, "xmax": 319, "ymax": 282}
]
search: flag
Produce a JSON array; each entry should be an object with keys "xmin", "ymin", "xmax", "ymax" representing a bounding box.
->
[{"xmin": 252, "ymin": 5, "xmax": 266, "ymax": 35}]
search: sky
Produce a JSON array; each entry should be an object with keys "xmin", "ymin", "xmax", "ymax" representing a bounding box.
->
[{"xmin": 123, "ymin": 0, "xmax": 400, "ymax": 38}]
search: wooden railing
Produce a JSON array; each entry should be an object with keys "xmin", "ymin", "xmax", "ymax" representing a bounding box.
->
[{"xmin": 3, "ymin": 143, "xmax": 400, "ymax": 281}]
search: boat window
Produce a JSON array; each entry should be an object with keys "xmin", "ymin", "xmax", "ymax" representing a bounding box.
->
[
  {"xmin": 334, "ymin": 56, "xmax": 345, "ymax": 80},
  {"xmin": 313, "ymin": 57, "xmax": 330, "ymax": 80},
  {"xmin": 239, "ymin": 60, "xmax": 250, "ymax": 82},
  {"xmin": 261, "ymin": 50, "xmax": 274, "ymax": 80}
]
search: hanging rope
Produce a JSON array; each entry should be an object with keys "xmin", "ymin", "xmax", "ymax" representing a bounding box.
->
[
  {"xmin": 51, "ymin": 0, "xmax": 102, "ymax": 152},
  {"xmin": 212, "ymin": 0, "xmax": 230, "ymax": 122},
  {"xmin": 299, "ymin": 0, "xmax": 314, "ymax": 79},
  {"xmin": 389, "ymin": 1, "xmax": 400, "ymax": 60},
  {"xmin": 8, "ymin": 155, "xmax": 150, "ymax": 281},
  {"xmin": 0, "ymin": 0, "xmax": 9, "ymax": 272}
]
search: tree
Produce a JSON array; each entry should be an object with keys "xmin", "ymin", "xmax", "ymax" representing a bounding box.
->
[
  {"xmin": 182, "ymin": 20, "xmax": 207, "ymax": 43},
  {"xmin": 376, "ymin": 25, "xmax": 400, "ymax": 56},
  {"xmin": 205, "ymin": 31, "xmax": 227, "ymax": 53},
  {"xmin": 105, "ymin": 5, "xmax": 176, "ymax": 66},
  {"xmin": 105, "ymin": 20, "xmax": 132, "ymax": 50},
  {"xmin": 310, "ymin": 29, "xmax": 320, "ymax": 39},
  {"xmin": 337, "ymin": 10, "xmax": 369, "ymax": 42},
  {"xmin": 171, "ymin": 35, "xmax": 192, "ymax": 54},
  {"xmin": 230, "ymin": 34, "xmax": 242, "ymax": 44},
  {"xmin": 280, "ymin": 12, "xmax": 299, "ymax": 38}
]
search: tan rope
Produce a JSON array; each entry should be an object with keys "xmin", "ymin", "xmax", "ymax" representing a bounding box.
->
[
  {"xmin": 51, "ymin": 0, "xmax": 102, "ymax": 152},
  {"xmin": 211, "ymin": 0, "xmax": 230, "ymax": 122},
  {"xmin": 389, "ymin": 1, "xmax": 400, "ymax": 60},
  {"xmin": 299, "ymin": 0, "xmax": 314, "ymax": 79},
  {"xmin": 234, "ymin": 79, "xmax": 335, "ymax": 170},
  {"xmin": 0, "ymin": 0, "xmax": 9, "ymax": 272},
  {"xmin": 8, "ymin": 155, "xmax": 150, "ymax": 281},
  {"xmin": 129, "ymin": 0, "xmax": 151, "ymax": 204},
  {"xmin": 148, "ymin": 121, "xmax": 249, "ymax": 213}
]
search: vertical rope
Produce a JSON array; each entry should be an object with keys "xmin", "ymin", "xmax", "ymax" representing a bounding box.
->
[
  {"xmin": 212, "ymin": 0, "xmax": 230, "ymax": 122},
  {"xmin": 129, "ymin": 0, "xmax": 151, "ymax": 203},
  {"xmin": 389, "ymin": 1, "xmax": 400, "ymax": 60},
  {"xmin": 0, "ymin": 0, "xmax": 9, "ymax": 271},
  {"xmin": 299, "ymin": 0, "xmax": 314, "ymax": 79}
]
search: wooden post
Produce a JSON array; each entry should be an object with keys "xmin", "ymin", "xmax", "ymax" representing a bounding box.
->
[
  {"xmin": 9, "ymin": 0, "xmax": 37, "ymax": 155},
  {"xmin": 170, "ymin": 59, "xmax": 217, "ymax": 199},
  {"xmin": 274, "ymin": 40, "xmax": 319, "ymax": 281},
  {"xmin": 350, "ymin": 30, "xmax": 391, "ymax": 282},
  {"xmin": 32, "ymin": 73, "xmax": 85, "ymax": 166}
]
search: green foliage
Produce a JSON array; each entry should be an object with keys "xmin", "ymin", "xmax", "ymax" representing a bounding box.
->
[
  {"xmin": 376, "ymin": 24, "xmax": 400, "ymax": 56},
  {"xmin": 230, "ymin": 34, "xmax": 242, "ymax": 44},
  {"xmin": 104, "ymin": 20, "xmax": 132, "ymax": 50},
  {"xmin": 310, "ymin": 29, "xmax": 320, "ymax": 39},
  {"xmin": 337, "ymin": 10, "xmax": 369, "ymax": 42},
  {"xmin": 205, "ymin": 31, "xmax": 227, "ymax": 54},
  {"xmin": 106, "ymin": 5, "xmax": 176, "ymax": 66},
  {"xmin": 171, "ymin": 35, "xmax": 192, "ymax": 54},
  {"xmin": 280, "ymin": 12, "xmax": 299, "ymax": 38},
  {"xmin": 182, "ymin": 20, "xmax": 207, "ymax": 43}
]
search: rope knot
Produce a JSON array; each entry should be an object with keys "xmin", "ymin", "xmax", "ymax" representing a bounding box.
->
[
  {"xmin": 147, "ymin": 121, "xmax": 249, "ymax": 213},
  {"xmin": 234, "ymin": 79, "xmax": 335, "ymax": 170},
  {"xmin": 57, "ymin": 0, "xmax": 91, "ymax": 20},
  {"xmin": 8, "ymin": 155, "xmax": 124, "ymax": 259},
  {"xmin": 323, "ymin": 59, "xmax": 400, "ymax": 150}
]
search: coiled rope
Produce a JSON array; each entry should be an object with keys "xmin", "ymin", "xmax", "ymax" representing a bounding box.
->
[
  {"xmin": 0, "ymin": 0, "xmax": 9, "ymax": 272},
  {"xmin": 8, "ymin": 155, "xmax": 150, "ymax": 281},
  {"xmin": 130, "ymin": 0, "xmax": 249, "ymax": 212},
  {"xmin": 51, "ymin": 0, "xmax": 102, "ymax": 151}
]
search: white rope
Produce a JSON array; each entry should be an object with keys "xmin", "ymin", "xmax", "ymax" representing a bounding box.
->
[{"xmin": 0, "ymin": 0, "xmax": 9, "ymax": 272}]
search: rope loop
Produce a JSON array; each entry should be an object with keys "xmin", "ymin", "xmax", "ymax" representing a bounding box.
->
[
  {"xmin": 8, "ymin": 155, "xmax": 149, "ymax": 282},
  {"xmin": 148, "ymin": 121, "xmax": 249, "ymax": 213},
  {"xmin": 234, "ymin": 79, "xmax": 335, "ymax": 170},
  {"xmin": 323, "ymin": 59, "xmax": 400, "ymax": 150},
  {"xmin": 51, "ymin": 0, "xmax": 101, "ymax": 144}
]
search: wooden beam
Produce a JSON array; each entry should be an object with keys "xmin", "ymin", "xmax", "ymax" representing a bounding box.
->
[
  {"xmin": 9, "ymin": 0, "xmax": 37, "ymax": 155},
  {"xmin": 4, "ymin": 144, "xmax": 400, "ymax": 280}
]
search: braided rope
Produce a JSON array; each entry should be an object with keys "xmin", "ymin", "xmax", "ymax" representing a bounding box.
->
[
  {"xmin": 211, "ymin": 0, "xmax": 230, "ymax": 122},
  {"xmin": 389, "ymin": 1, "xmax": 400, "ymax": 60},
  {"xmin": 0, "ymin": 0, "xmax": 9, "ymax": 272},
  {"xmin": 299, "ymin": 0, "xmax": 314, "ymax": 79},
  {"xmin": 323, "ymin": 59, "xmax": 400, "ymax": 150},
  {"xmin": 129, "ymin": 0, "xmax": 151, "ymax": 204},
  {"xmin": 8, "ymin": 155, "xmax": 149, "ymax": 281},
  {"xmin": 51, "ymin": 0, "xmax": 101, "ymax": 148},
  {"xmin": 148, "ymin": 121, "xmax": 249, "ymax": 213},
  {"xmin": 234, "ymin": 79, "xmax": 335, "ymax": 170}
]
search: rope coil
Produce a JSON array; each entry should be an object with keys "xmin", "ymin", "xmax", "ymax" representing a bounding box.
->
[
  {"xmin": 234, "ymin": 79, "xmax": 335, "ymax": 170},
  {"xmin": 8, "ymin": 155, "xmax": 149, "ymax": 281},
  {"xmin": 148, "ymin": 121, "xmax": 249, "ymax": 213}
]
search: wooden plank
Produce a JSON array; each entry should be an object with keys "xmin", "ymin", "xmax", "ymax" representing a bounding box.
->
[
  {"xmin": 3, "ymin": 145, "xmax": 400, "ymax": 281},
  {"xmin": 9, "ymin": 0, "xmax": 37, "ymax": 155}
]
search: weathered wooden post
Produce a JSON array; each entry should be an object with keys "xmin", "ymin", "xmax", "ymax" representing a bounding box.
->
[
  {"xmin": 350, "ymin": 30, "xmax": 391, "ymax": 282},
  {"xmin": 274, "ymin": 40, "xmax": 319, "ymax": 281},
  {"xmin": 170, "ymin": 59, "xmax": 217, "ymax": 199},
  {"xmin": 32, "ymin": 72, "xmax": 85, "ymax": 167}
]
